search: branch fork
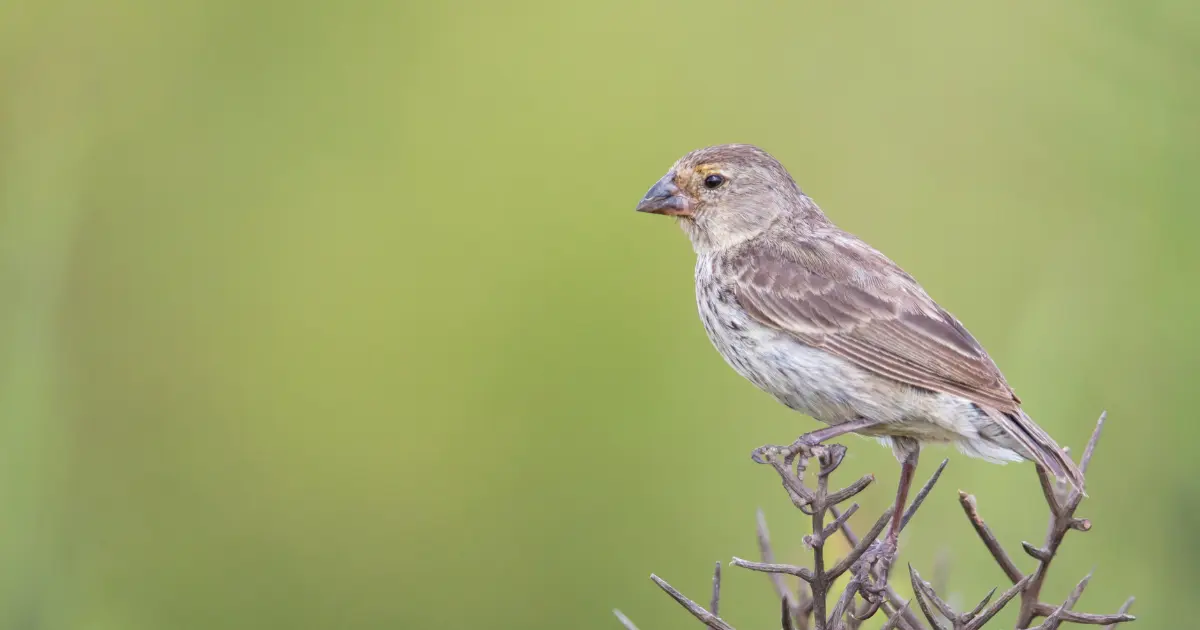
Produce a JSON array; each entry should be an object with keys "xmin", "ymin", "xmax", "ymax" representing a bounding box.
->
[{"xmin": 615, "ymin": 412, "xmax": 1135, "ymax": 630}]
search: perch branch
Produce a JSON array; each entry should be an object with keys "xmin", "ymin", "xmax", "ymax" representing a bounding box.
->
[
  {"xmin": 621, "ymin": 411, "xmax": 1134, "ymax": 630},
  {"xmin": 952, "ymin": 412, "xmax": 1134, "ymax": 628}
]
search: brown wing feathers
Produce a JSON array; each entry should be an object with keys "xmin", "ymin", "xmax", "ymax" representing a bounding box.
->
[
  {"xmin": 733, "ymin": 247, "xmax": 1018, "ymax": 409},
  {"xmin": 732, "ymin": 243, "xmax": 1085, "ymax": 490}
]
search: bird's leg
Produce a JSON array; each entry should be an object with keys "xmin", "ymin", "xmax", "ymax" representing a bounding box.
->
[
  {"xmin": 874, "ymin": 447, "xmax": 919, "ymax": 578},
  {"xmin": 750, "ymin": 417, "xmax": 883, "ymax": 464}
]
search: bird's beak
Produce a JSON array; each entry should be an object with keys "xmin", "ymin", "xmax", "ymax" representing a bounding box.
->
[{"xmin": 635, "ymin": 174, "xmax": 693, "ymax": 218}]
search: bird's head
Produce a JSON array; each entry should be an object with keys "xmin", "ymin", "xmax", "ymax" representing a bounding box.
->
[{"xmin": 635, "ymin": 144, "xmax": 817, "ymax": 252}]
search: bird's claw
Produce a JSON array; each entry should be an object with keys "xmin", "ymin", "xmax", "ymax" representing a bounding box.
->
[
  {"xmin": 858, "ymin": 579, "xmax": 890, "ymax": 601},
  {"xmin": 848, "ymin": 540, "xmax": 900, "ymax": 598},
  {"xmin": 751, "ymin": 436, "xmax": 823, "ymax": 464},
  {"xmin": 863, "ymin": 539, "xmax": 899, "ymax": 583},
  {"xmin": 750, "ymin": 445, "xmax": 782, "ymax": 464}
]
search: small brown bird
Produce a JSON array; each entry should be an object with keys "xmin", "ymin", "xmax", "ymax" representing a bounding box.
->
[{"xmin": 636, "ymin": 144, "xmax": 1084, "ymax": 551}]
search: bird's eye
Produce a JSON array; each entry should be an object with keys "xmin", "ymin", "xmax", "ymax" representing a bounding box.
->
[{"xmin": 703, "ymin": 174, "xmax": 726, "ymax": 189}]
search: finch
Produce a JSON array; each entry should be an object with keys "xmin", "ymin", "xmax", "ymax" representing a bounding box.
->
[{"xmin": 636, "ymin": 144, "xmax": 1084, "ymax": 547}]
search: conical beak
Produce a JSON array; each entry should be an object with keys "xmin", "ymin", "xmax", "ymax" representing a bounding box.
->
[{"xmin": 635, "ymin": 174, "xmax": 693, "ymax": 218}]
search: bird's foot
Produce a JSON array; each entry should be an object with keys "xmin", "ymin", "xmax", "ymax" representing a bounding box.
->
[
  {"xmin": 750, "ymin": 434, "xmax": 825, "ymax": 464},
  {"xmin": 750, "ymin": 444, "xmax": 783, "ymax": 464},
  {"xmin": 868, "ymin": 537, "xmax": 899, "ymax": 582},
  {"xmin": 852, "ymin": 538, "xmax": 900, "ymax": 598}
]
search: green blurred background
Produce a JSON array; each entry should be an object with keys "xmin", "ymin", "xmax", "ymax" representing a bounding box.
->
[{"xmin": 0, "ymin": 1, "xmax": 1196, "ymax": 628}]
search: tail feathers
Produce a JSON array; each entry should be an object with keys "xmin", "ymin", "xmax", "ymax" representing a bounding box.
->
[{"xmin": 994, "ymin": 410, "xmax": 1086, "ymax": 494}]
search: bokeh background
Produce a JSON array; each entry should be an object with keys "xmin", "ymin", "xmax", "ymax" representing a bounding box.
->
[{"xmin": 1, "ymin": 1, "xmax": 1196, "ymax": 628}]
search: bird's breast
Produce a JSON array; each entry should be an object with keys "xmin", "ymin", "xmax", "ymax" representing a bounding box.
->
[
  {"xmin": 693, "ymin": 256, "xmax": 887, "ymax": 426},
  {"xmin": 689, "ymin": 256, "xmax": 1005, "ymax": 453}
]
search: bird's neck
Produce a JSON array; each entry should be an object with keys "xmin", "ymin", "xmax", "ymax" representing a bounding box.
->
[{"xmin": 683, "ymin": 195, "xmax": 832, "ymax": 255}]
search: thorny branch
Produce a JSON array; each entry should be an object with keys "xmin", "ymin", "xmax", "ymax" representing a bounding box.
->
[
  {"xmin": 614, "ymin": 412, "xmax": 1136, "ymax": 629},
  {"xmin": 957, "ymin": 412, "xmax": 1136, "ymax": 628}
]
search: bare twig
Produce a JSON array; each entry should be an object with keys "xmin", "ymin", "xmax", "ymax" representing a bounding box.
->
[
  {"xmin": 1021, "ymin": 541, "xmax": 1051, "ymax": 562},
  {"xmin": 908, "ymin": 567, "xmax": 945, "ymax": 630},
  {"xmin": 1028, "ymin": 572, "xmax": 1091, "ymax": 630},
  {"xmin": 951, "ymin": 412, "xmax": 1135, "ymax": 629},
  {"xmin": 829, "ymin": 505, "xmax": 860, "ymax": 546},
  {"xmin": 709, "ymin": 562, "xmax": 722, "ymax": 618},
  {"xmin": 612, "ymin": 609, "xmax": 640, "ymax": 630},
  {"xmin": 650, "ymin": 574, "xmax": 735, "ymax": 630},
  {"xmin": 730, "ymin": 557, "xmax": 813, "ymax": 583},
  {"xmin": 957, "ymin": 491, "xmax": 1023, "ymax": 584},
  {"xmin": 967, "ymin": 575, "xmax": 1034, "ymax": 629},
  {"xmin": 900, "ymin": 459, "xmax": 949, "ymax": 532},
  {"xmin": 1028, "ymin": 603, "xmax": 1134, "ymax": 625},
  {"xmin": 1102, "ymin": 597, "xmax": 1135, "ymax": 630},
  {"xmin": 627, "ymin": 412, "xmax": 1133, "ymax": 630},
  {"xmin": 795, "ymin": 584, "xmax": 815, "ymax": 630},
  {"xmin": 1014, "ymin": 415, "xmax": 1112, "ymax": 628},
  {"xmin": 1034, "ymin": 463, "xmax": 1063, "ymax": 516},
  {"xmin": 756, "ymin": 509, "xmax": 792, "ymax": 601},
  {"xmin": 1078, "ymin": 411, "xmax": 1107, "ymax": 476},
  {"xmin": 966, "ymin": 587, "xmax": 996, "ymax": 619},
  {"xmin": 757, "ymin": 509, "xmax": 814, "ymax": 629},
  {"xmin": 826, "ymin": 579, "xmax": 861, "ymax": 630},
  {"xmin": 821, "ymin": 503, "xmax": 859, "ymax": 541},
  {"xmin": 826, "ymin": 474, "xmax": 875, "ymax": 504},
  {"xmin": 879, "ymin": 602, "xmax": 913, "ymax": 630},
  {"xmin": 809, "ymin": 450, "xmax": 833, "ymax": 629},
  {"xmin": 909, "ymin": 565, "xmax": 955, "ymax": 622},
  {"xmin": 749, "ymin": 444, "xmax": 915, "ymax": 630}
]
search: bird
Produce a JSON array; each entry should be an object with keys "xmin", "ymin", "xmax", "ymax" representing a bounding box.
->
[{"xmin": 634, "ymin": 143, "xmax": 1084, "ymax": 553}]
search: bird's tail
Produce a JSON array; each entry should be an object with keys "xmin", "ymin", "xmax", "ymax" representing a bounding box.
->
[{"xmin": 993, "ymin": 409, "xmax": 1086, "ymax": 494}]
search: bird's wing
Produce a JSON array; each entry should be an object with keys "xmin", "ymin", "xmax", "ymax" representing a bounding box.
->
[{"xmin": 729, "ymin": 239, "xmax": 1022, "ymax": 413}]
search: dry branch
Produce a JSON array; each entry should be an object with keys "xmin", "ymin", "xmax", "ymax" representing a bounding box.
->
[
  {"xmin": 617, "ymin": 412, "xmax": 1135, "ymax": 630},
  {"xmin": 957, "ymin": 413, "xmax": 1136, "ymax": 629}
]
